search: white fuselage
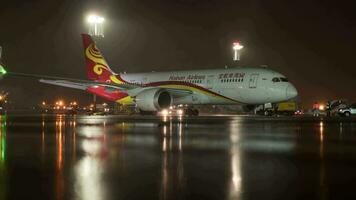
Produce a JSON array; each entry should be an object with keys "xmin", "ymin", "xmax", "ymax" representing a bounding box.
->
[{"xmin": 121, "ymin": 67, "xmax": 298, "ymax": 106}]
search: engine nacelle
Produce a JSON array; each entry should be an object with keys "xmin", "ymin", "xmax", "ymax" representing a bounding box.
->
[{"xmin": 135, "ymin": 88, "xmax": 172, "ymax": 112}]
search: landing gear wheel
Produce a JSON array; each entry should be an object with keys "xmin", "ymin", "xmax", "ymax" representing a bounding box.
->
[
  {"xmin": 264, "ymin": 110, "xmax": 270, "ymax": 116},
  {"xmin": 192, "ymin": 109, "xmax": 199, "ymax": 116}
]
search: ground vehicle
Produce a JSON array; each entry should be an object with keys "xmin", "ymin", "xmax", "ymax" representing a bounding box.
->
[
  {"xmin": 338, "ymin": 103, "xmax": 356, "ymax": 117},
  {"xmin": 257, "ymin": 102, "xmax": 297, "ymax": 116},
  {"xmin": 326, "ymin": 100, "xmax": 348, "ymax": 116}
]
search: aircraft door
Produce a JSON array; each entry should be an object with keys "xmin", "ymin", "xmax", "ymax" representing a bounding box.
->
[
  {"xmin": 142, "ymin": 77, "xmax": 148, "ymax": 85},
  {"xmin": 206, "ymin": 75, "xmax": 215, "ymax": 89},
  {"xmin": 249, "ymin": 74, "xmax": 259, "ymax": 88}
]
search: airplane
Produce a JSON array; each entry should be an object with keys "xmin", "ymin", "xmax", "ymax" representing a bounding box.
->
[{"xmin": 3, "ymin": 34, "xmax": 298, "ymax": 114}]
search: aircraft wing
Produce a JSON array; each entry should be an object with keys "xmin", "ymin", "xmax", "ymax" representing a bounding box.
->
[
  {"xmin": 39, "ymin": 78, "xmax": 139, "ymax": 91},
  {"xmin": 39, "ymin": 79, "xmax": 91, "ymax": 90},
  {"xmin": 8, "ymin": 72, "xmax": 138, "ymax": 90},
  {"xmin": 8, "ymin": 72, "xmax": 195, "ymax": 97},
  {"xmin": 40, "ymin": 79, "xmax": 194, "ymax": 97}
]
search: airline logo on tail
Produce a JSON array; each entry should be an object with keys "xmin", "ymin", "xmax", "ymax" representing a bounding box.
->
[
  {"xmin": 82, "ymin": 34, "xmax": 127, "ymax": 85},
  {"xmin": 82, "ymin": 34, "xmax": 114, "ymax": 82},
  {"xmin": 86, "ymin": 43, "xmax": 109, "ymax": 76}
]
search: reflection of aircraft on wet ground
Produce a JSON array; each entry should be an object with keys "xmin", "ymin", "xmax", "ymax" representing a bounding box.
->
[{"xmin": 2, "ymin": 35, "xmax": 297, "ymax": 115}]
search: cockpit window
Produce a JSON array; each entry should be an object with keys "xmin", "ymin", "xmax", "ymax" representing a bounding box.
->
[
  {"xmin": 272, "ymin": 77, "xmax": 280, "ymax": 82},
  {"xmin": 272, "ymin": 77, "xmax": 288, "ymax": 82},
  {"xmin": 280, "ymin": 77, "xmax": 289, "ymax": 82}
]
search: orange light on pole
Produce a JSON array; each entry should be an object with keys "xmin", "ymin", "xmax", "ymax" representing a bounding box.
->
[{"xmin": 319, "ymin": 104, "xmax": 325, "ymax": 111}]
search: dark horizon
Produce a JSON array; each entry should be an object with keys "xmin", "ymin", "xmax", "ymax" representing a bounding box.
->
[{"xmin": 1, "ymin": 0, "xmax": 356, "ymax": 108}]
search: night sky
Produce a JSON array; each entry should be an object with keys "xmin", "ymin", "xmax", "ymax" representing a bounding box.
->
[{"xmin": 0, "ymin": 0, "xmax": 355, "ymax": 108}]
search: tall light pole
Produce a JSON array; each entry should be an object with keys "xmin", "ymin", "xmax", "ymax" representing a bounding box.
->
[
  {"xmin": 86, "ymin": 14, "xmax": 104, "ymax": 112},
  {"xmin": 233, "ymin": 41, "xmax": 244, "ymax": 61},
  {"xmin": 87, "ymin": 14, "xmax": 105, "ymax": 37}
]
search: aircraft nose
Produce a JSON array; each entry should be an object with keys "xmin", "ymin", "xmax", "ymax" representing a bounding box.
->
[{"xmin": 286, "ymin": 84, "xmax": 298, "ymax": 99}]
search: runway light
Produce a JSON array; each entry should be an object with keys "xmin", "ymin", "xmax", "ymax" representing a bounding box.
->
[{"xmin": 177, "ymin": 109, "xmax": 184, "ymax": 115}]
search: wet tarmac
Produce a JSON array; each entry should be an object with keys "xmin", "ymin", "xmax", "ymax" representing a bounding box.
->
[{"xmin": 1, "ymin": 114, "xmax": 356, "ymax": 200}]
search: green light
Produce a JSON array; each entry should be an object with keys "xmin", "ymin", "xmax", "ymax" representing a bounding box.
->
[{"xmin": 0, "ymin": 65, "xmax": 6, "ymax": 75}]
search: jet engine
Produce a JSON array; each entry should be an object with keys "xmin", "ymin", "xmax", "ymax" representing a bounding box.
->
[{"xmin": 135, "ymin": 88, "xmax": 172, "ymax": 112}]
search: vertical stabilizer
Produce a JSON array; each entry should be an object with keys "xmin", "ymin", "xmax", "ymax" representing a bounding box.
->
[{"xmin": 81, "ymin": 34, "xmax": 116, "ymax": 82}]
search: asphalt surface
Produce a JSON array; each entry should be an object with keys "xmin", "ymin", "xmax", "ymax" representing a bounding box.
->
[{"xmin": 1, "ymin": 114, "xmax": 356, "ymax": 200}]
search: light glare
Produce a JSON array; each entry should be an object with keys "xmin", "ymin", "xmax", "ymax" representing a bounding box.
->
[
  {"xmin": 87, "ymin": 14, "xmax": 105, "ymax": 24},
  {"xmin": 233, "ymin": 42, "xmax": 244, "ymax": 50}
]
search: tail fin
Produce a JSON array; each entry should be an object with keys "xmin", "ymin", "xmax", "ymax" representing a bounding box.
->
[{"xmin": 81, "ymin": 34, "xmax": 116, "ymax": 82}]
